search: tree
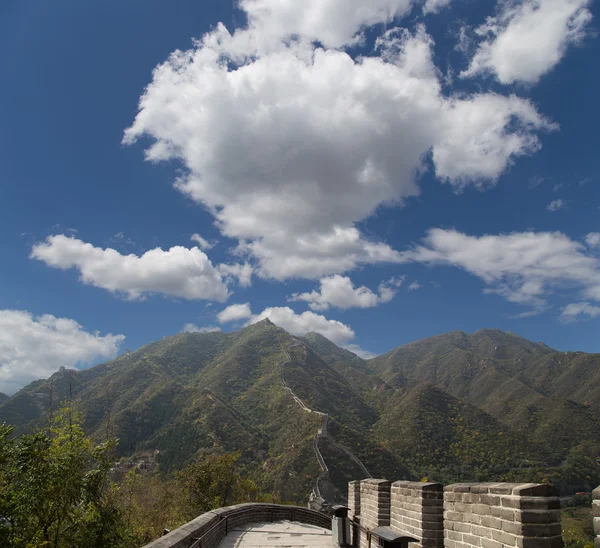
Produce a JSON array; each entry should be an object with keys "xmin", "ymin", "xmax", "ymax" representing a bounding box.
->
[
  {"xmin": 0, "ymin": 405, "xmax": 130, "ymax": 547},
  {"xmin": 176, "ymin": 452, "xmax": 276, "ymax": 519}
]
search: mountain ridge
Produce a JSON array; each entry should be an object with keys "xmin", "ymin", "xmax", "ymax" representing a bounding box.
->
[{"xmin": 1, "ymin": 325, "xmax": 598, "ymax": 501}]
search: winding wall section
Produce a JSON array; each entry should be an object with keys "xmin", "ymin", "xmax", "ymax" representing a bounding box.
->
[{"xmin": 280, "ymin": 340, "xmax": 372, "ymax": 501}]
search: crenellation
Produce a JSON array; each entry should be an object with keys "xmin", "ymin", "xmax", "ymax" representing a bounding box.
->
[{"xmin": 351, "ymin": 480, "xmax": 565, "ymax": 548}]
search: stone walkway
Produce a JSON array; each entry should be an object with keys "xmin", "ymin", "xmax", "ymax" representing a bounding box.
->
[{"xmin": 217, "ymin": 520, "xmax": 333, "ymax": 547}]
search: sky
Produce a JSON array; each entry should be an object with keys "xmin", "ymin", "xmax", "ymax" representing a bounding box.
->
[{"xmin": 1, "ymin": 0, "xmax": 599, "ymax": 394}]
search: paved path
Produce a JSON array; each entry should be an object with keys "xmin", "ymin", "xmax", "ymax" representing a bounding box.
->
[
  {"xmin": 280, "ymin": 340, "xmax": 372, "ymax": 501},
  {"xmin": 217, "ymin": 521, "xmax": 333, "ymax": 547}
]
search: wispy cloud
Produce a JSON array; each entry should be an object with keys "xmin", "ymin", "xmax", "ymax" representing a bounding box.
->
[{"xmin": 547, "ymin": 199, "xmax": 565, "ymax": 212}]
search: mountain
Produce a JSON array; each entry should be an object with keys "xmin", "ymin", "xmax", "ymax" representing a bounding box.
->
[
  {"xmin": 0, "ymin": 320, "xmax": 406, "ymax": 503},
  {"xmin": 1, "ymin": 325, "xmax": 599, "ymax": 502},
  {"xmin": 0, "ymin": 393, "xmax": 8, "ymax": 404},
  {"xmin": 369, "ymin": 329, "xmax": 600, "ymax": 468},
  {"xmin": 372, "ymin": 383, "xmax": 552, "ymax": 483}
]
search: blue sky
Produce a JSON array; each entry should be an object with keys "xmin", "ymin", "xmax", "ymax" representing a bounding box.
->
[{"xmin": 1, "ymin": 0, "xmax": 599, "ymax": 393}]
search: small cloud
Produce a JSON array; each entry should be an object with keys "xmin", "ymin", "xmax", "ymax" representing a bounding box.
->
[
  {"xmin": 289, "ymin": 275, "xmax": 402, "ymax": 311},
  {"xmin": 183, "ymin": 323, "xmax": 221, "ymax": 333},
  {"xmin": 217, "ymin": 303, "xmax": 253, "ymax": 323},
  {"xmin": 343, "ymin": 344, "xmax": 378, "ymax": 360},
  {"xmin": 546, "ymin": 199, "xmax": 565, "ymax": 212},
  {"xmin": 510, "ymin": 308, "xmax": 547, "ymax": 319},
  {"xmin": 552, "ymin": 184, "xmax": 564, "ymax": 192},
  {"xmin": 31, "ymin": 235, "xmax": 229, "ymax": 302},
  {"xmin": 107, "ymin": 232, "xmax": 136, "ymax": 248},
  {"xmin": 191, "ymin": 233, "xmax": 215, "ymax": 250},
  {"xmin": 578, "ymin": 177, "xmax": 592, "ymax": 186},
  {"xmin": 561, "ymin": 302, "xmax": 600, "ymax": 322},
  {"xmin": 408, "ymin": 281, "xmax": 422, "ymax": 291},
  {"xmin": 454, "ymin": 25, "xmax": 473, "ymax": 54},
  {"xmin": 529, "ymin": 176, "xmax": 544, "ymax": 189},
  {"xmin": 422, "ymin": 0, "xmax": 451, "ymax": 15},
  {"xmin": 585, "ymin": 233, "xmax": 600, "ymax": 249},
  {"xmin": 51, "ymin": 224, "xmax": 79, "ymax": 234}
]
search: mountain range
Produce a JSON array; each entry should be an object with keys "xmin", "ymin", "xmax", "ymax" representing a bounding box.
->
[{"xmin": 1, "ymin": 321, "xmax": 598, "ymax": 503}]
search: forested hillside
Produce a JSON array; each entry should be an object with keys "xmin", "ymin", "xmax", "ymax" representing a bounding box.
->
[{"xmin": 1, "ymin": 323, "xmax": 599, "ymax": 503}]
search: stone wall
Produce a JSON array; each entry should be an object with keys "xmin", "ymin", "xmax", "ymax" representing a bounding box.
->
[
  {"xmin": 593, "ymin": 486, "xmax": 600, "ymax": 548},
  {"xmin": 354, "ymin": 479, "xmax": 391, "ymax": 548},
  {"xmin": 349, "ymin": 481, "xmax": 564, "ymax": 548},
  {"xmin": 444, "ymin": 483, "xmax": 562, "ymax": 548},
  {"xmin": 141, "ymin": 503, "xmax": 331, "ymax": 548},
  {"xmin": 349, "ymin": 480, "xmax": 361, "ymax": 521},
  {"xmin": 391, "ymin": 481, "xmax": 444, "ymax": 548}
]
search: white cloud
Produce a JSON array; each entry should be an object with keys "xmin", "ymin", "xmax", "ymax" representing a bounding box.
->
[
  {"xmin": 343, "ymin": 344, "xmax": 378, "ymax": 359},
  {"xmin": 183, "ymin": 324, "xmax": 222, "ymax": 333},
  {"xmin": 547, "ymin": 199, "xmax": 565, "ymax": 211},
  {"xmin": 529, "ymin": 175, "xmax": 545, "ymax": 188},
  {"xmin": 240, "ymin": 304, "xmax": 374, "ymax": 355},
  {"xmin": 289, "ymin": 275, "xmax": 402, "ymax": 311},
  {"xmin": 248, "ymin": 306, "xmax": 355, "ymax": 346},
  {"xmin": 240, "ymin": 0, "xmax": 414, "ymax": 49},
  {"xmin": 31, "ymin": 235, "xmax": 229, "ymax": 302},
  {"xmin": 585, "ymin": 233, "xmax": 600, "ymax": 248},
  {"xmin": 218, "ymin": 263, "xmax": 254, "ymax": 287},
  {"xmin": 408, "ymin": 281, "xmax": 422, "ymax": 290},
  {"xmin": 406, "ymin": 229, "xmax": 600, "ymax": 310},
  {"xmin": 561, "ymin": 302, "xmax": 600, "ymax": 321},
  {"xmin": 124, "ymin": 13, "xmax": 553, "ymax": 281},
  {"xmin": 423, "ymin": 0, "xmax": 451, "ymax": 15},
  {"xmin": 191, "ymin": 233, "xmax": 215, "ymax": 250},
  {"xmin": 0, "ymin": 310, "xmax": 124, "ymax": 395},
  {"xmin": 432, "ymin": 93, "xmax": 556, "ymax": 187},
  {"xmin": 217, "ymin": 303, "xmax": 253, "ymax": 324},
  {"xmin": 462, "ymin": 0, "xmax": 592, "ymax": 85}
]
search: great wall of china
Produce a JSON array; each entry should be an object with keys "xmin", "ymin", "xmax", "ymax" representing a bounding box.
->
[{"xmin": 280, "ymin": 341, "xmax": 373, "ymax": 502}]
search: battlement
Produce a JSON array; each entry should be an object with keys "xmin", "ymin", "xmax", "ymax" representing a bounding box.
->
[
  {"xmin": 349, "ymin": 480, "xmax": 566, "ymax": 548},
  {"xmin": 141, "ymin": 482, "xmax": 600, "ymax": 548}
]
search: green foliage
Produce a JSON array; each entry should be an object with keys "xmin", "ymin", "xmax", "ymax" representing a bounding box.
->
[
  {"xmin": 1, "ymin": 322, "xmax": 598, "ymax": 509},
  {"xmin": 116, "ymin": 470, "xmax": 186, "ymax": 545},
  {"xmin": 176, "ymin": 451, "xmax": 276, "ymax": 520},
  {"xmin": 561, "ymin": 506, "xmax": 595, "ymax": 548},
  {"xmin": 0, "ymin": 406, "xmax": 130, "ymax": 548}
]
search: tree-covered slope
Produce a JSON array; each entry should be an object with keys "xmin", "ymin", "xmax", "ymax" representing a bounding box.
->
[
  {"xmin": 0, "ymin": 320, "xmax": 402, "ymax": 502},
  {"xmin": 372, "ymin": 383, "xmax": 551, "ymax": 483},
  {"xmin": 1, "ymin": 324, "xmax": 598, "ymax": 501},
  {"xmin": 368, "ymin": 328, "xmax": 600, "ymax": 462}
]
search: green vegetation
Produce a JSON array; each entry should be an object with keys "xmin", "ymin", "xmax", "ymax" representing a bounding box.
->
[
  {"xmin": 561, "ymin": 505, "xmax": 595, "ymax": 548},
  {"xmin": 0, "ymin": 406, "xmax": 129, "ymax": 547},
  {"xmin": 0, "ymin": 409, "xmax": 278, "ymax": 547},
  {"xmin": 0, "ymin": 322, "xmax": 598, "ymax": 512}
]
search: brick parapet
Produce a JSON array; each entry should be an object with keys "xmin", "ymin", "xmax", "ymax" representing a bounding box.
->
[
  {"xmin": 444, "ymin": 483, "xmax": 563, "ymax": 548},
  {"xmin": 354, "ymin": 479, "xmax": 391, "ymax": 548},
  {"xmin": 349, "ymin": 480, "xmax": 361, "ymax": 520},
  {"xmin": 360, "ymin": 479, "xmax": 392, "ymax": 530},
  {"xmin": 141, "ymin": 503, "xmax": 331, "ymax": 548},
  {"xmin": 593, "ymin": 486, "xmax": 600, "ymax": 548},
  {"xmin": 390, "ymin": 481, "xmax": 444, "ymax": 548}
]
